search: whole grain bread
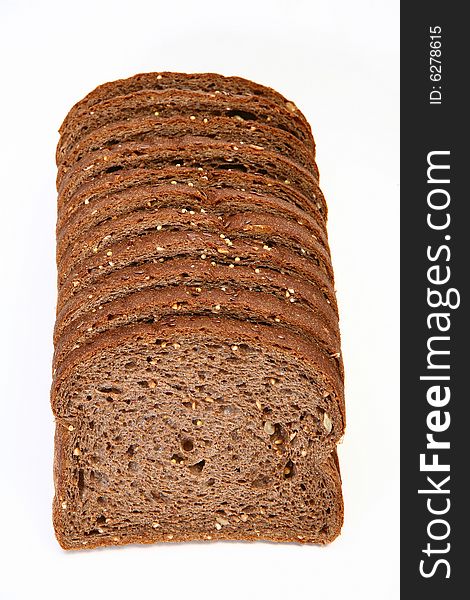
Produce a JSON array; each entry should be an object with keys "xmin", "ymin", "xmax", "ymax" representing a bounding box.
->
[
  {"xmin": 55, "ymin": 259, "xmax": 338, "ymax": 346},
  {"xmin": 57, "ymin": 167, "xmax": 327, "ymax": 234},
  {"xmin": 59, "ymin": 71, "xmax": 311, "ymax": 139},
  {"xmin": 57, "ymin": 204, "xmax": 333, "ymax": 287},
  {"xmin": 52, "ymin": 317, "xmax": 344, "ymax": 487},
  {"xmin": 54, "ymin": 424, "xmax": 343, "ymax": 549},
  {"xmin": 54, "ymin": 282, "xmax": 341, "ymax": 374},
  {"xmin": 52, "ymin": 73, "xmax": 345, "ymax": 550},
  {"xmin": 57, "ymin": 139, "xmax": 320, "ymax": 209},
  {"xmin": 57, "ymin": 115, "xmax": 315, "ymax": 181},
  {"xmin": 57, "ymin": 89, "xmax": 315, "ymax": 165},
  {"xmin": 57, "ymin": 229, "xmax": 336, "ymax": 314},
  {"xmin": 57, "ymin": 186, "xmax": 329, "ymax": 264}
]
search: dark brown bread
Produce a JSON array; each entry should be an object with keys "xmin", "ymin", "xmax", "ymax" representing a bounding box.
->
[
  {"xmin": 53, "ymin": 73, "xmax": 345, "ymax": 549},
  {"xmin": 57, "ymin": 185, "xmax": 329, "ymax": 265},
  {"xmin": 55, "ymin": 259, "xmax": 339, "ymax": 348},
  {"xmin": 54, "ymin": 423, "xmax": 343, "ymax": 549},
  {"xmin": 57, "ymin": 204, "xmax": 333, "ymax": 288},
  {"xmin": 57, "ymin": 167, "xmax": 327, "ymax": 234},
  {"xmin": 57, "ymin": 89, "xmax": 315, "ymax": 166},
  {"xmin": 59, "ymin": 71, "xmax": 312, "ymax": 140},
  {"xmin": 57, "ymin": 115, "xmax": 315, "ymax": 182},
  {"xmin": 53, "ymin": 282, "xmax": 341, "ymax": 373},
  {"xmin": 52, "ymin": 317, "xmax": 344, "ymax": 483},
  {"xmin": 57, "ymin": 140, "xmax": 320, "ymax": 210},
  {"xmin": 57, "ymin": 229, "xmax": 336, "ymax": 315}
]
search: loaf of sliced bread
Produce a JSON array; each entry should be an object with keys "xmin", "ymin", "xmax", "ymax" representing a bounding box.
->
[{"xmin": 52, "ymin": 73, "xmax": 345, "ymax": 549}]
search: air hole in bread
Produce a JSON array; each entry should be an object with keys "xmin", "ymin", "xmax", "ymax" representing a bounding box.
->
[
  {"xmin": 98, "ymin": 385, "xmax": 122, "ymax": 394},
  {"xmin": 225, "ymin": 109, "xmax": 258, "ymax": 121},
  {"xmin": 181, "ymin": 438, "xmax": 194, "ymax": 452},
  {"xmin": 217, "ymin": 163, "xmax": 248, "ymax": 173},
  {"xmin": 188, "ymin": 459, "xmax": 205, "ymax": 474},
  {"xmin": 105, "ymin": 165, "xmax": 123, "ymax": 174},
  {"xmin": 220, "ymin": 404, "xmax": 239, "ymax": 417},
  {"xmin": 78, "ymin": 469, "xmax": 85, "ymax": 497}
]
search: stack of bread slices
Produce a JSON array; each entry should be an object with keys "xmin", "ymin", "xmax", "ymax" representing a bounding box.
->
[{"xmin": 52, "ymin": 72, "xmax": 345, "ymax": 550}]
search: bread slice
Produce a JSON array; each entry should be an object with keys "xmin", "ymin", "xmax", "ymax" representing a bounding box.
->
[
  {"xmin": 57, "ymin": 115, "xmax": 315, "ymax": 180},
  {"xmin": 57, "ymin": 229, "xmax": 336, "ymax": 314},
  {"xmin": 57, "ymin": 167, "xmax": 327, "ymax": 233},
  {"xmin": 52, "ymin": 318, "xmax": 344, "ymax": 549},
  {"xmin": 59, "ymin": 71, "xmax": 312, "ymax": 139},
  {"xmin": 55, "ymin": 259, "xmax": 339, "ymax": 346},
  {"xmin": 57, "ymin": 185, "xmax": 329, "ymax": 264},
  {"xmin": 53, "ymin": 282, "xmax": 341, "ymax": 371},
  {"xmin": 57, "ymin": 89, "xmax": 315, "ymax": 165},
  {"xmin": 57, "ymin": 139, "xmax": 320, "ymax": 210},
  {"xmin": 57, "ymin": 204, "xmax": 333, "ymax": 287}
]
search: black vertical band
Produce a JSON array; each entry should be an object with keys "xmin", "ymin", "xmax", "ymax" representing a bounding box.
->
[{"xmin": 400, "ymin": 2, "xmax": 467, "ymax": 596}]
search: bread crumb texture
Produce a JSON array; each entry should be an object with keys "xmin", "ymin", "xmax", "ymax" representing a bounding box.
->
[{"xmin": 53, "ymin": 72, "xmax": 344, "ymax": 550}]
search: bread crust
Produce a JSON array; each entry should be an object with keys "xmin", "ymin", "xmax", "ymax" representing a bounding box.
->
[
  {"xmin": 57, "ymin": 204, "xmax": 333, "ymax": 289},
  {"xmin": 57, "ymin": 140, "xmax": 321, "ymax": 211},
  {"xmin": 57, "ymin": 229, "xmax": 336, "ymax": 315},
  {"xmin": 57, "ymin": 114, "xmax": 315, "ymax": 181},
  {"xmin": 57, "ymin": 167, "xmax": 327, "ymax": 233},
  {"xmin": 57, "ymin": 186, "xmax": 329, "ymax": 264},
  {"xmin": 58, "ymin": 87, "xmax": 315, "ymax": 162},
  {"xmin": 54, "ymin": 282, "xmax": 341, "ymax": 373},
  {"xmin": 59, "ymin": 71, "xmax": 312, "ymax": 140},
  {"xmin": 55, "ymin": 258, "xmax": 338, "ymax": 345}
]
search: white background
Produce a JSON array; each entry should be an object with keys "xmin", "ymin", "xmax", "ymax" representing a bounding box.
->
[{"xmin": 0, "ymin": 1, "xmax": 399, "ymax": 598}]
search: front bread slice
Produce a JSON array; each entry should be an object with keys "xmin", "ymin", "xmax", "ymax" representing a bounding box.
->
[{"xmin": 52, "ymin": 318, "xmax": 344, "ymax": 549}]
